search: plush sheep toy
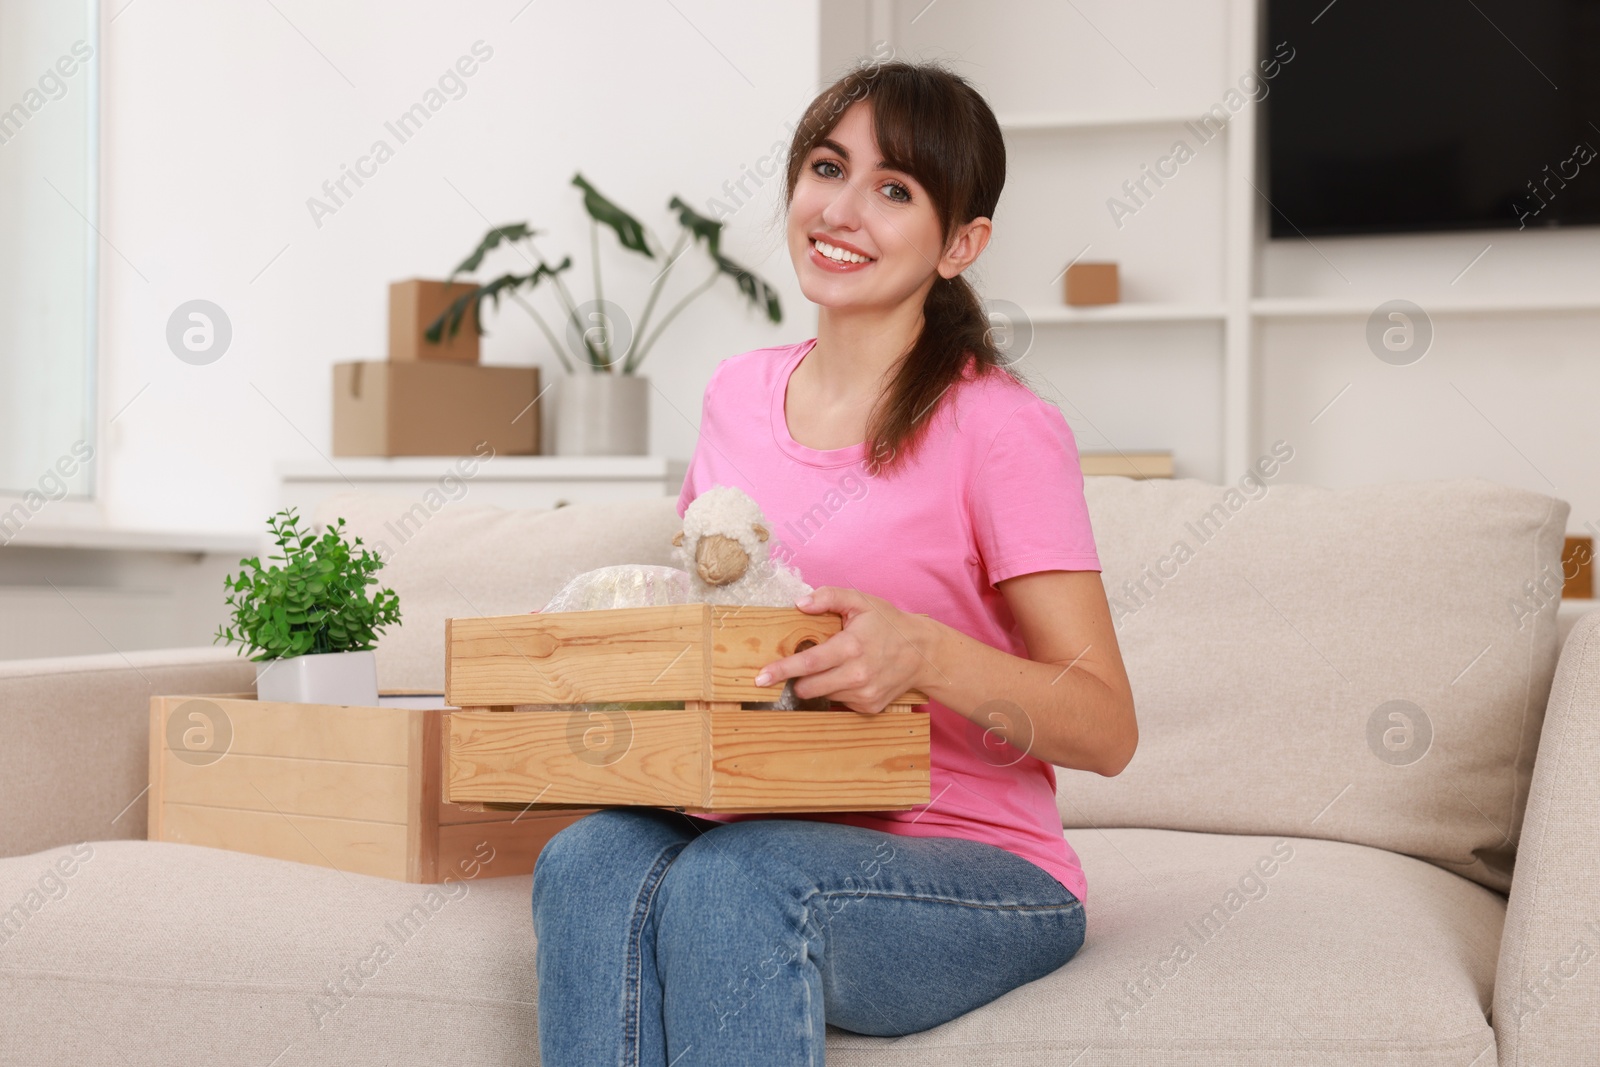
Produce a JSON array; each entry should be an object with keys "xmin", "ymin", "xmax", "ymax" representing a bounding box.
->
[
  {"xmin": 539, "ymin": 485, "xmax": 813, "ymax": 611},
  {"xmin": 536, "ymin": 485, "xmax": 826, "ymax": 710},
  {"xmin": 669, "ymin": 484, "xmax": 815, "ymax": 606}
]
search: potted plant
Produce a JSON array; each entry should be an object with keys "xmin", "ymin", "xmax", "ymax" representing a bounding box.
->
[
  {"xmin": 424, "ymin": 172, "xmax": 784, "ymax": 456},
  {"xmin": 214, "ymin": 508, "xmax": 402, "ymax": 707}
]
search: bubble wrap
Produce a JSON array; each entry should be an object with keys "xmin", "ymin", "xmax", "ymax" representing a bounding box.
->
[
  {"xmin": 535, "ymin": 563, "xmax": 828, "ymax": 711},
  {"xmin": 538, "ymin": 564, "xmax": 693, "ymax": 613}
]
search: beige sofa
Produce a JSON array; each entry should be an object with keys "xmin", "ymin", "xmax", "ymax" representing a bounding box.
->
[{"xmin": 2, "ymin": 475, "xmax": 1596, "ymax": 1065}]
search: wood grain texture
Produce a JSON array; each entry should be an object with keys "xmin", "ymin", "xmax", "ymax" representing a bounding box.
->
[
  {"xmin": 445, "ymin": 604, "xmax": 928, "ymax": 706},
  {"xmin": 447, "ymin": 704, "xmax": 930, "ymax": 812},
  {"xmin": 148, "ymin": 694, "xmax": 568, "ymax": 883},
  {"xmin": 155, "ymin": 697, "xmax": 412, "ymax": 764},
  {"xmin": 449, "ymin": 707, "xmax": 705, "ymax": 807},
  {"xmin": 158, "ymin": 802, "xmax": 410, "ymax": 880},
  {"xmin": 704, "ymin": 709, "xmax": 929, "ymax": 811},
  {"xmin": 162, "ymin": 751, "xmax": 409, "ymax": 824},
  {"xmin": 406, "ymin": 709, "xmax": 442, "ymax": 882},
  {"xmin": 445, "ymin": 605, "xmax": 713, "ymax": 705}
]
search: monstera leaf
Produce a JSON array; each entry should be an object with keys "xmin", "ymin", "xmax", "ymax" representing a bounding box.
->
[
  {"xmin": 425, "ymin": 258, "xmax": 573, "ymax": 342},
  {"xmin": 448, "ymin": 223, "xmax": 540, "ymax": 279},
  {"xmin": 669, "ymin": 196, "xmax": 724, "ymax": 258},
  {"xmin": 713, "ymin": 252, "xmax": 783, "ymax": 324},
  {"xmin": 572, "ymin": 173, "xmax": 652, "ymax": 258},
  {"xmin": 669, "ymin": 197, "xmax": 781, "ymax": 325},
  {"xmin": 428, "ymin": 174, "xmax": 784, "ymax": 374}
]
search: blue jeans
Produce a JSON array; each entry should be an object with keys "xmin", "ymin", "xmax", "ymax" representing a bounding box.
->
[{"xmin": 530, "ymin": 806, "xmax": 1085, "ymax": 1066}]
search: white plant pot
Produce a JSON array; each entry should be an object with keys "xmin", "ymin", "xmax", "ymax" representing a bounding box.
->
[
  {"xmin": 255, "ymin": 649, "xmax": 380, "ymax": 707},
  {"xmin": 552, "ymin": 372, "xmax": 650, "ymax": 456}
]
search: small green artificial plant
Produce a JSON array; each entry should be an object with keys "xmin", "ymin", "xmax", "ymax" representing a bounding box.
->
[
  {"xmin": 424, "ymin": 171, "xmax": 784, "ymax": 374},
  {"xmin": 214, "ymin": 508, "xmax": 402, "ymax": 662}
]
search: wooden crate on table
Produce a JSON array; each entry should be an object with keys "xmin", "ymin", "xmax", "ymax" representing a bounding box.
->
[
  {"xmin": 148, "ymin": 691, "xmax": 594, "ymax": 882},
  {"xmin": 444, "ymin": 604, "xmax": 932, "ymax": 814}
]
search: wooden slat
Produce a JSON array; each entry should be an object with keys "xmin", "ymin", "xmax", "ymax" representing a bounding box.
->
[
  {"xmin": 445, "ymin": 604, "xmax": 927, "ymax": 707},
  {"xmin": 156, "ymin": 696, "xmax": 412, "ymax": 764},
  {"xmin": 158, "ymin": 802, "xmax": 409, "ymax": 880},
  {"xmin": 447, "ymin": 705, "xmax": 930, "ymax": 812},
  {"xmin": 448, "ymin": 708, "xmax": 706, "ymax": 807},
  {"xmin": 407, "ymin": 709, "xmax": 443, "ymax": 883},
  {"xmin": 705, "ymin": 606, "xmax": 928, "ymax": 703},
  {"xmin": 445, "ymin": 605, "xmax": 713, "ymax": 705},
  {"xmin": 161, "ymin": 752, "xmax": 409, "ymax": 824},
  {"xmin": 704, "ymin": 707, "xmax": 929, "ymax": 811}
]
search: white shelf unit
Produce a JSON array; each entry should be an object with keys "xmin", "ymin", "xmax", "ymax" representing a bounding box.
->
[
  {"xmin": 277, "ymin": 456, "xmax": 689, "ymax": 520},
  {"xmin": 1025, "ymin": 304, "xmax": 1227, "ymax": 324},
  {"xmin": 825, "ymin": 0, "xmax": 1600, "ymax": 504},
  {"xmin": 825, "ymin": 0, "xmax": 1251, "ymax": 480},
  {"xmin": 1251, "ymin": 297, "xmax": 1600, "ymax": 318}
]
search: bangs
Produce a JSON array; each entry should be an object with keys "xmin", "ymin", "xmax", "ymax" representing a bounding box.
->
[{"xmin": 786, "ymin": 62, "xmax": 1001, "ymax": 245}]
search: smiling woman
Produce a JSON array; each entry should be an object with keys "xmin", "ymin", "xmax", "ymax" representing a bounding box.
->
[
  {"xmin": 533, "ymin": 58, "xmax": 1137, "ymax": 1064},
  {"xmin": 0, "ymin": 0, "xmax": 98, "ymax": 505}
]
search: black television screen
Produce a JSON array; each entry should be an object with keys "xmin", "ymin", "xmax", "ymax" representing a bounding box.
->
[{"xmin": 1263, "ymin": 0, "xmax": 1600, "ymax": 237}]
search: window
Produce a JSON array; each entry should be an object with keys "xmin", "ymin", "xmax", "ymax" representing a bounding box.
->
[{"xmin": 0, "ymin": 1, "xmax": 98, "ymax": 511}]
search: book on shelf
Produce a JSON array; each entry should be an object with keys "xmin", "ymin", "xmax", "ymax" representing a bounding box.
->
[{"xmin": 1078, "ymin": 451, "xmax": 1174, "ymax": 479}]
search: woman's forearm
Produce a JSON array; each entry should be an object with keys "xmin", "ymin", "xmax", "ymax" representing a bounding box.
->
[{"xmin": 910, "ymin": 614, "xmax": 1136, "ymax": 776}]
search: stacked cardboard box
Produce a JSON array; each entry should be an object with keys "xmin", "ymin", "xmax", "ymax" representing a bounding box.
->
[{"xmin": 333, "ymin": 279, "xmax": 541, "ymax": 456}]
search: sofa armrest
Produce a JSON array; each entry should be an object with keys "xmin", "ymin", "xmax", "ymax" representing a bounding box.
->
[
  {"xmin": 0, "ymin": 646, "xmax": 256, "ymax": 859},
  {"xmin": 1493, "ymin": 610, "xmax": 1600, "ymax": 1062}
]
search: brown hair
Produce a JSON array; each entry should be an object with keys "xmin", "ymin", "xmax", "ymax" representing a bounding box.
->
[{"xmin": 780, "ymin": 59, "xmax": 1022, "ymax": 478}]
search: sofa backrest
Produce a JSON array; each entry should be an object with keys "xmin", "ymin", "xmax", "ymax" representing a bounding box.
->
[
  {"xmin": 314, "ymin": 475, "xmax": 1569, "ymax": 895},
  {"xmin": 1069, "ymin": 475, "xmax": 1569, "ymax": 894},
  {"xmin": 311, "ymin": 491, "xmax": 683, "ymax": 693}
]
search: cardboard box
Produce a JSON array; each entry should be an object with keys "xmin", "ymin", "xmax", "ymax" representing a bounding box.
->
[
  {"xmin": 333, "ymin": 361, "xmax": 539, "ymax": 456},
  {"xmin": 1564, "ymin": 536, "xmax": 1593, "ymax": 599},
  {"xmin": 1079, "ymin": 450, "xmax": 1174, "ymax": 479},
  {"xmin": 149, "ymin": 692, "xmax": 592, "ymax": 882},
  {"xmin": 444, "ymin": 604, "xmax": 932, "ymax": 813},
  {"xmin": 1065, "ymin": 261, "xmax": 1120, "ymax": 306},
  {"xmin": 389, "ymin": 278, "xmax": 480, "ymax": 363}
]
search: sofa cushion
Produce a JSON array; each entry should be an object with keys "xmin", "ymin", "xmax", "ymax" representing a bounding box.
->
[
  {"xmin": 309, "ymin": 491, "xmax": 685, "ymax": 691},
  {"xmin": 1064, "ymin": 476, "xmax": 1568, "ymax": 894},
  {"xmin": 0, "ymin": 830, "xmax": 1500, "ymax": 1065},
  {"xmin": 828, "ymin": 827, "xmax": 1504, "ymax": 1066},
  {"xmin": 0, "ymin": 840, "xmax": 537, "ymax": 1063}
]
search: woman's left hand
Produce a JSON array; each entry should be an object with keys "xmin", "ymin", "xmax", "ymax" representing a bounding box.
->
[{"xmin": 754, "ymin": 586, "xmax": 928, "ymax": 715}]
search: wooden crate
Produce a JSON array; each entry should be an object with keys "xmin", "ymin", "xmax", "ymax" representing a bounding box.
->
[
  {"xmin": 444, "ymin": 604, "xmax": 932, "ymax": 813},
  {"xmin": 148, "ymin": 692, "xmax": 594, "ymax": 882}
]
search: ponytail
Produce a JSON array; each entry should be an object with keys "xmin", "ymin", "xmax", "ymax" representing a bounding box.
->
[{"xmin": 861, "ymin": 274, "xmax": 1015, "ymax": 478}]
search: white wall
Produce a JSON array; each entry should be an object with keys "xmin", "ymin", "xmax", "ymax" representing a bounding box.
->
[
  {"xmin": 97, "ymin": 0, "xmax": 820, "ymax": 534},
  {"xmin": 88, "ymin": 0, "xmax": 1600, "ymax": 544}
]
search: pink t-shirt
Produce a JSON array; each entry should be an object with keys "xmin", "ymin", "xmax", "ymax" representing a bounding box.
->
[{"xmin": 675, "ymin": 336, "xmax": 1103, "ymax": 904}]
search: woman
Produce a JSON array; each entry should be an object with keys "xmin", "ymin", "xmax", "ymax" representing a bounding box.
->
[{"xmin": 532, "ymin": 59, "xmax": 1137, "ymax": 1064}]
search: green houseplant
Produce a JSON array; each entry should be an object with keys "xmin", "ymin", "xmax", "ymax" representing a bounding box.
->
[
  {"xmin": 424, "ymin": 172, "xmax": 784, "ymax": 455},
  {"xmin": 214, "ymin": 508, "xmax": 402, "ymax": 706}
]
